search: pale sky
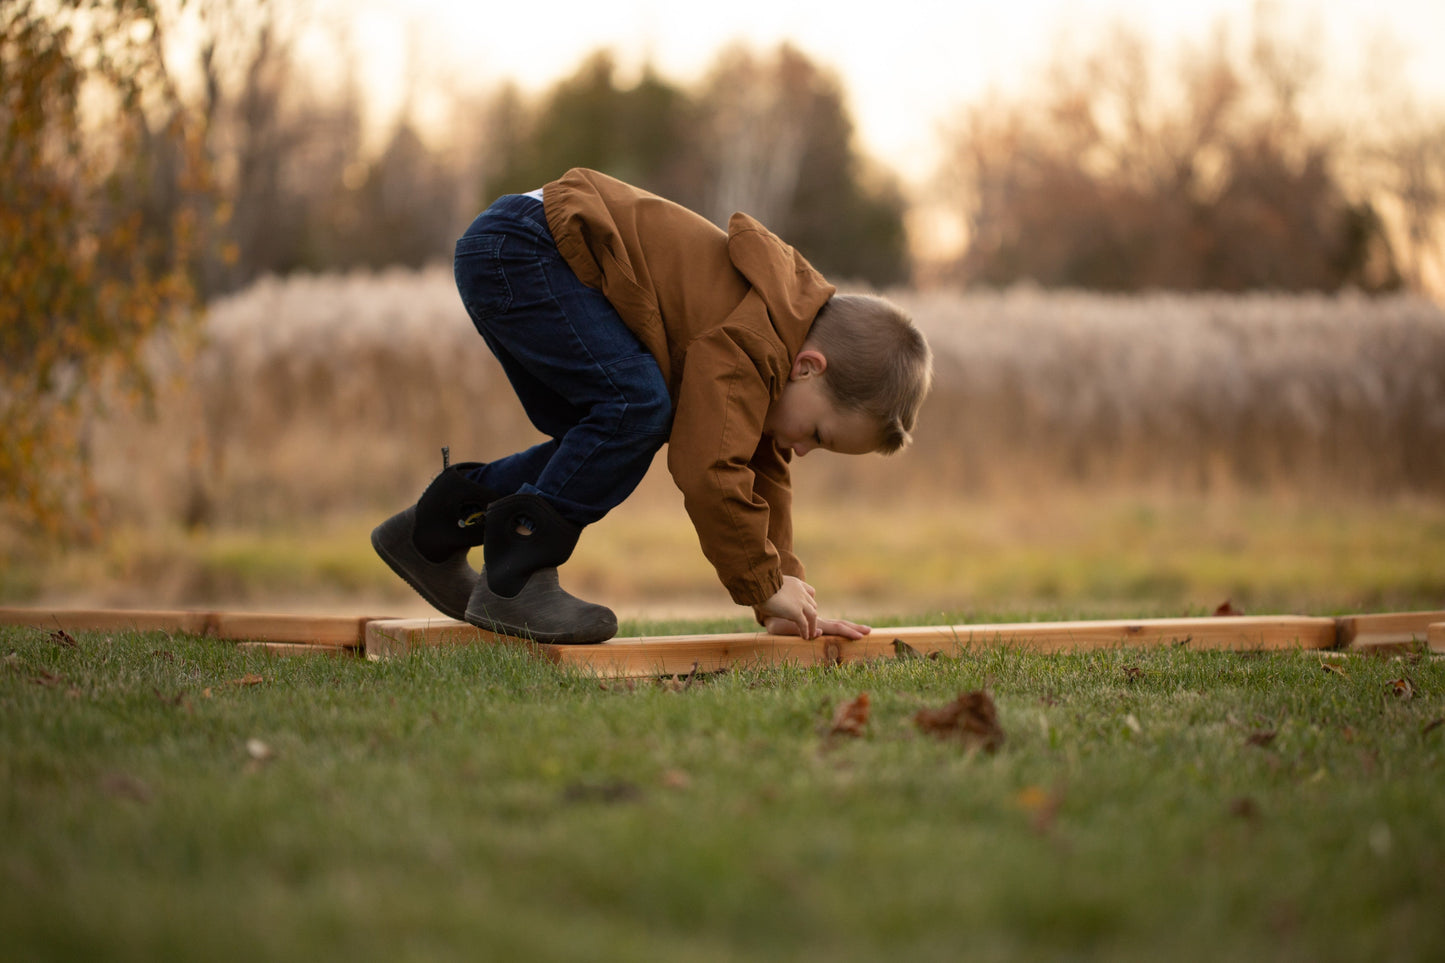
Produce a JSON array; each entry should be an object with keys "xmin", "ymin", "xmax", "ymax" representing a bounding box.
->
[{"xmin": 313, "ymin": 0, "xmax": 1445, "ymax": 186}]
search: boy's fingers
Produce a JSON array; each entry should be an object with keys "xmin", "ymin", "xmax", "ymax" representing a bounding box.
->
[{"xmin": 816, "ymin": 618, "xmax": 868, "ymax": 640}]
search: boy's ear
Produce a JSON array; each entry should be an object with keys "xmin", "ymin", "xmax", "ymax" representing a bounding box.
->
[{"xmin": 791, "ymin": 348, "xmax": 827, "ymax": 380}]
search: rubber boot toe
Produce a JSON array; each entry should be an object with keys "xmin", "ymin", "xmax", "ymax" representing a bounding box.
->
[{"xmin": 464, "ymin": 567, "xmax": 617, "ymax": 644}]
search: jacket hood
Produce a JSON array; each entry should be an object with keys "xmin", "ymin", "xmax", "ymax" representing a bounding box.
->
[{"xmin": 726, "ymin": 213, "xmax": 836, "ymax": 356}]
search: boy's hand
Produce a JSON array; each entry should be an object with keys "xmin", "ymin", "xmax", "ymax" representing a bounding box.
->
[
  {"xmin": 754, "ymin": 577, "xmax": 873, "ymax": 640},
  {"xmin": 754, "ymin": 575, "xmax": 818, "ymax": 639},
  {"xmin": 760, "ymin": 615, "xmax": 872, "ymax": 640}
]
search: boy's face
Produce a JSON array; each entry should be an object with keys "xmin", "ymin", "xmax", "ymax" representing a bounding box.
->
[{"xmin": 763, "ymin": 349, "xmax": 880, "ymax": 457}]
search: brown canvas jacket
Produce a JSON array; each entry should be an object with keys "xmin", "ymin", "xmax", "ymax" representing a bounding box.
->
[{"xmin": 543, "ymin": 168, "xmax": 836, "ymax": 606}]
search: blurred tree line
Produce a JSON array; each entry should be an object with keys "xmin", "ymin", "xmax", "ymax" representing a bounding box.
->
[
  {"xmin": 168, "ymin": 9, "xmax": 911, "ymax": 295},
  {"xmin": 938, "ymin": 12, "xmax": 1444, "ymax": 292},
  {"xmin": 153, "ymin": 0, "xmax": 1441, "ymax": 296}
]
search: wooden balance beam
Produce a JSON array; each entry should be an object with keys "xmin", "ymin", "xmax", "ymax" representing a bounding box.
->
[
  {"xmin": 364, "ymin": 614, "xmax": 1344, "ymax": 678},
  {"xmin": 1335, "ymin": 611, "xmax": 1445, "ymax": 654},
  {"xmin": 4, "ymin": 607, "xmax": 1440, "ymax": 672}
]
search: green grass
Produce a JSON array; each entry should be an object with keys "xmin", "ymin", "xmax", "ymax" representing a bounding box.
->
[{"xmin": 3, "ymin": 621, "xmax": 1442, "ymax": 961}]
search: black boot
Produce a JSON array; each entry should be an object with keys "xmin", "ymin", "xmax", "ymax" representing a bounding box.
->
[
  {"xmin": 371, "ymin": 457, "xmax": 498, "ymax": 621},
  {"xmin": 464, "ymin": 493, "xmax": 617, "ymax": 644}
]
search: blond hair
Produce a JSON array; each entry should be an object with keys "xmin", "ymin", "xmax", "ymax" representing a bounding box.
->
[{"xmin": 806, "ymin": 294, "xmax": 933, "ymax": 453}]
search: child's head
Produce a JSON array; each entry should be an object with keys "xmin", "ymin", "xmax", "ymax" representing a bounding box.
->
[{"xmin": 798, "ymin": 293, "xmax": 932, "ymax": 454}]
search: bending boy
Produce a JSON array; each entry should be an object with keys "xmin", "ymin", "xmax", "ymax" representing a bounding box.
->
[{"xmin": 373, "ymin": 168, "xmax": 932, "ymax": 643}]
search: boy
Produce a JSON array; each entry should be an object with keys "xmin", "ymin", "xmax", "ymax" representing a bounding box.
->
[{"xmin": 372, "ymin": 168, "xmax": 931, "ymax": 644}]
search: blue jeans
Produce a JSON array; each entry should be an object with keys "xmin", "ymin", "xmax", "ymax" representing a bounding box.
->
[{"xmin": 453, "ymin": 193, "xmax": 673, "ymax": 526}]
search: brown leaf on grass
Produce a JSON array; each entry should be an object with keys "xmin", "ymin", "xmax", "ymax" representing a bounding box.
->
[
  {"xmin": 49, "ymin": 629, "xmax": 78, "ymax": 649},
  {"xmin": 1015, "ymin": 784, "xmax": 1063, "ymax": 833},
  {"xmin": 1320, "ymin": 662, "xmax": 1349, "ymax": 679},
  {"xmin": 829, "ymin": 693, "xmax": 871, "ymax": 738},
  {"xmin": 1213, "ymin": 599, "xmax": 1244, "ymax": 617},
  {"xmin": 228, "ymin": 674, "xmax": 265, "ymax": 687},
  {"xmin": 1387, "ymin": 677, "xmax": 1415, "ymax": 701},
  {"xmin": 1122, "ymin": 665, "xmax": 1144, "ymax": 682},
  {"xmin": 31, "ymin": 669, "xmax": 64, "ymax": 687},
  {"xmin": 893, "ymin": 639, "xmax": 921, "ymax": 660},
  {"xmin": 1228, "ymin": 796, "xmax": 1260, "ymax": 820},
  {"xmin": 1421, "ymin": 717, "xmax": 1444, "ymax": 736},
  {"xmin": 1245, "ymin": 730, "xmax": 1277, "ymax": 748},
  {"xmin": 914, "ymin": 690, "xmax": 1005, "ymax": 753},
  {"xmin": 660, "ymin": 662, "xmax": 701, "ymax": 692}
]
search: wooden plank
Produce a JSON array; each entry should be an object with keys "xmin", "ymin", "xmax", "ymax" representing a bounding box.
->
[
  {"xmin": 1335, "ymin": 611, "xmax": 1445, "ymax": 653},
  {"xmin": 0, "ymin": 607, "xmax": 216, "ymax": 635},
  {"xmin": 366, "ymin": 615, "xmax": 1338, "ymax": 677},
  {"xmin": 1429, "ymin": 623, "xmax": 1444, "ymax": 655},
  {"xmin": 0, "ymin": 607, "xmax": 391, "ymax": 648},
  {"xmin": 211, "ymin": 612, "xmax": 376, "ymax": 648},
  {"xmin": 365, "ymin": 619, "xmax": 522, "ymax": 660},
  {"xmin": 236, "ymin": 642, "xmax": 354, "ymax": 657}
]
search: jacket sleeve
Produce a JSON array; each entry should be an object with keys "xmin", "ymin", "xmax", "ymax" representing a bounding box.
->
[
  {"xmin": 665, "ymin": 316, "xmax": 789, "ymax": 607},
  {"xmin": 748, "ymin": 438, "xmax": 803, "ymax": 581}
]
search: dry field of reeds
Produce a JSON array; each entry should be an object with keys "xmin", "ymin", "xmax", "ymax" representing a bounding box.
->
[
  {"xmin": 37, "ymin": 270, "xmax": 1445, "ymax": 616},
  {"xmin": 92, "ymin": 270, "xmax": 1445, "ymax": 518}
]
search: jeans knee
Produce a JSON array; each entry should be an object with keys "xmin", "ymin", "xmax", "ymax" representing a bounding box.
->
[
  {"xmin": 627, "ymin": 388, "xmax": 673, "ymax": 440},
  {"xmin": 603, "ymin": 356, "xmax": 672, "ymax": 440}
]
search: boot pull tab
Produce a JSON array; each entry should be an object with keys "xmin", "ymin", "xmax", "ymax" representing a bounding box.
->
[{"xmin": 441, "ymin": 446, "xmax": 451, "ymax": 471}]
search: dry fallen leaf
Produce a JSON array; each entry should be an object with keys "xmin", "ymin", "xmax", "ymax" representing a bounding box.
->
[
  {"xmin": 229, "ymin": 674, "xmax": 266, "ymax": 687},
  {"xmin": 1245, "ymin": 730, "xmax": 1277, "ymax": 748},
  {"xmin": 1122, "ymin": 665, "xmax": 1144, "ymax": 682},
  {"xmin": 49, "ymin": 629, "xmax": 78, "ymax": 649},
  {"xmin": 829, "ymin": 692, "xmax": 871, "ymax": 738},
  {"xmin": 660, "ymin": 662, "xmax": 701, "ymax": 692},
  {"xmin": 913, "ymin": 690, "xmax": 1005, "ymax": 753},
  {"xmin": 1387, "ymin": 677, "xmax": 1415, "ymax": 701},
  {"xmin": 893, "ymin": 639, "xmax": 922, "ymax": 660},
  {"xmin": 1320, "ymin": 662, "xmax": 1349, "ymax": 679},
  {"xmin": 1228, "ymin": 796, "xmax": 1260, "ymax": 820},
  {"xmin": 1015, "ymin": 784, "xmax": 1063, "ymax": 833},
  {"xmin": 1213, "ymin": 599, "xmax": 1244, "ymax": 617}
]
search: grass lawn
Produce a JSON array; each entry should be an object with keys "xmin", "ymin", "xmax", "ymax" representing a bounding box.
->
[{"xmin": 3, "ymin": 619, "xmax": 1442, "ymax": 961}]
